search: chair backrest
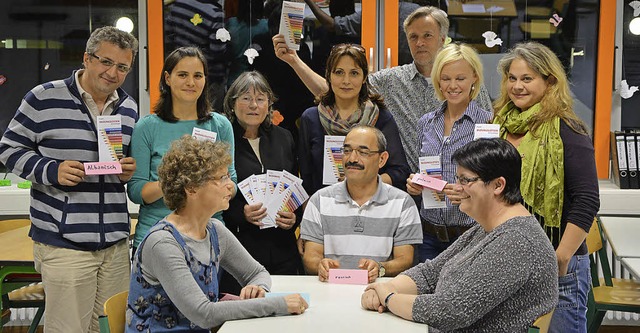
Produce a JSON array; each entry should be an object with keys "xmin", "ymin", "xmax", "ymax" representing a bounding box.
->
[
  {"xmin": 103, "ymin": 290, "xmax": 128, "ymax": 333},
  {"xmin": 586, "ymin": 217, "xmax": 614, "ymax": 287},
  {"xmin": 0, "ymin": 219, "xmax": 30, "ymax": 233},
  {"xmin": 530, "ymin": 310, "xmax": 554, "ymax": 333},
  {"xmin": 586, "ymin": 218, "xmax": 603, "ymax": 254}
]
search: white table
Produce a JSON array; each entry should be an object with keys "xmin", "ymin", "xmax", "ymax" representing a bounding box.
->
[
  {"xmin": 599, "ymin": 216, "xmax": 640, "ymax": 259},
  {"xmin": 621, "ymin": 258, "xmax": 640, "ymax": 281},
  {"xmin": 218, "ymin": 275, "xmax": 428, "ymax": 333}
]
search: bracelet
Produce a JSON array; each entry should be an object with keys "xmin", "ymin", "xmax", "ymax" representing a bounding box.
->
[{"xmin": 384, "ymin": 292, "xmax": 396, "ymax": 308}]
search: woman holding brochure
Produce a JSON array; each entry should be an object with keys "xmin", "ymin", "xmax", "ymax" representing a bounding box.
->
[
  {"xmin": 221, "ymin": 71, "xmax": 303, "ymax": 295},
  {"xmin": 127, "ymin": 46, "xmax": 237, "ymax": 250},
  {"xmin": 298, "ymin": 43, "xmax": 410, "ymax": 196},
  {"xmin": 492, "ymin": 42, "xmax": 599, "ymax": 333},
  {"xmin": 405, "ymin": 43, "xmax": 492, "ymax": 262},
  {"xmin": 126, "ymin": 136, "xmax": 307, "ymax": 332}
]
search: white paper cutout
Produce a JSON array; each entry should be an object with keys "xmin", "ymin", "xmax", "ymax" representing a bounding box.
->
[
  {"xmin": 486, "ymin": 6, "xmax": 504, "ymax": 13},
  {"xmin": 621, "ymin": 80, "xmax": 639, "ymax": 99},
  {"xmin": 190, "ymin": 13, "xmax": 203, "ymax": 26},
  {"xmin": 0, "ymin": 75, "xmax": 6, "ymax": 86},
  {"xmin": 630, "ymin": 1, "xmax": 640, "ymax": 17},
  {"xmin": 482, "ymin": 31, "xmax": 503, "ymax": 48},
  {"xmin": 244, "ymin": 48, "xmax": 259, "ymax": 64},
  {"xmin": 549, "ymin": 14, "xmax": 563, "ymax": 27},
  {"xmin": 44, "ymin": 63, "xmax": 50, "ymax": 70},
  {"xmin": 216, "ymin": 28, "xmax": 231, "ymax": 42}
]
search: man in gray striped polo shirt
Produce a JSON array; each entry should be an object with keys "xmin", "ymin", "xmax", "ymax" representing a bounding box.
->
[{"xmin": 300, "ymin": 126, "xmax": 422, "ymax": 283}]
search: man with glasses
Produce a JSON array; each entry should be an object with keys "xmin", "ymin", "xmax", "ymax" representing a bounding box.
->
[
  {"xmin": 300, "ymin": 125, "xmax": 422, "ymax": 283},
  {"xmin": 0, "ymin": 26, "xmax": 138, "ymax": 333}
]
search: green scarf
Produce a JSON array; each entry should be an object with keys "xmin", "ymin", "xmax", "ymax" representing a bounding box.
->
[
  {"xmin": 318, "ymin": 100, "xmax": 379, "ymax": 136},
  {"xmin": 494, "ymin": 102, "xmax": 564, "ymax": 234}
]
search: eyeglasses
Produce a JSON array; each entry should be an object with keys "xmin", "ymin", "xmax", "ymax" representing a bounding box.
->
[
  {"xmin": 342, "ymin": 146, "xmax": 383, "ymax": 158},
  {"xmin": 455, "ymin": 175, "xmax": 481, "ymax": 186},
  {"xmin": 89, "ymin": 53, "xmax": 131, "ymax": 74},
  {"xmin": 211, "ymin": 173, "xmax": 232, "ymax": 185},
  {"xmin": 237, "ymin": 94, "xmax": 269, "ymax": 107},
  {"xmin": 331, "ymin": 43, "xmax": 365, "ymax": 53}
]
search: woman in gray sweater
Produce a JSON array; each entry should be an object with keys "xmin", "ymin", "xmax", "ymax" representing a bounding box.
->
[
  {"xmin": 361, "ymin": 138, "xmax": 558, "ymax": 332},
  {"xmin": 126, "ymin": 136, "xmax": 307, "ymax": 332}
]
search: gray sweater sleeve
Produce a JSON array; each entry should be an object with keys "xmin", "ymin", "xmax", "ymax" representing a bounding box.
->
[{"xmin": 140, "ymin": 220, "xmax": 288, "ymax": 328}]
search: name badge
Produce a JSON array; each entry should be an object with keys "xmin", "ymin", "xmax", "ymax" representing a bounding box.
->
[{"xmin": 473, "ymin": 124, "xmax": 500, "ymax": 140}]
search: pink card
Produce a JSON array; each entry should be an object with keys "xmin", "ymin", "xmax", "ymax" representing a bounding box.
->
[
  {"xmin": 84, "ymin": 162, "xmax": 122, "ymax": 175},
  {"xmin": 412, "ymin": 173, "xmax": 447, "ymax": 192},
  {"xmin": 328, "ymin": 269, "xmax": 368, "ymax": 285}
]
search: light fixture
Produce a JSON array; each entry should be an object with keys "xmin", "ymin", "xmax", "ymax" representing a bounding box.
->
[
  {"xmin": 115, "ymin": 17, "xmax": 134, "ymax": 33},
  {"xmin": 630, "ymin": 17, "xmax": 640, "ymax": 36}
]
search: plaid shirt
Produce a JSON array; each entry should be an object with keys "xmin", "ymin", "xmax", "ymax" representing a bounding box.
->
[{"xmin": 416, "ymin": 100, "xmax": 492, "ymax": 227}]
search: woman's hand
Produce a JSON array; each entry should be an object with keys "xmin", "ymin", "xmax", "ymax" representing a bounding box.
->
[
  {"xmin": 275, "ymin": 210, "xmax": 296, "ymax": 230},
  {"xmin": 272, "ymin": 34, "xmax": 298, "ymax": 65},
  {"xmin": 364, "ymin": 282, "xmax": 397, "ymax": 311},
  {"xmin": 243, "ymin": 203, "xmax": 267, "ymax": 227},
  {"xmin": 239, "ymin": 285, "xmax": 266, "ymax": 299},
  {"xmin": 284, "ymin": 294, "xmax": 308, "ymax": 315},
  {"xmin": 406, "ymin": 174, "xmax": 423, "ymax": 196},
  {"xmin": 361, "ymin": 288, "xmax": 385, "ymax": 313},
  {"xmin": 443, "ymin": 183, "xmax": 465, "ymax": 205}
]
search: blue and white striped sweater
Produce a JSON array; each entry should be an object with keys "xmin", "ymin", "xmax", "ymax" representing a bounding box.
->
[{"xmin": 0, "ymin": 71, "xmax": 138, "ymax": 251}]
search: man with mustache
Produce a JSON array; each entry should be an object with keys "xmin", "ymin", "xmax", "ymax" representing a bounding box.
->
[
  {"xmin": 0, "ymin": 26, "xmax": 138, "ymax": 332},
  {"xmin": 300, "ymin": 126, "xmax": 422, "ymax": 283}
]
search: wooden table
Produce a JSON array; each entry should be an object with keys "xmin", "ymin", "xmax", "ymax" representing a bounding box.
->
[
  {"xmin": 621, "ymin": 258, "xmax": 640, "ymax": 281},
  {"xmin": 218, "ymin": 275, "xmax": 428, "ymax": 333},
  {"xmin": 599, "ymin": 216, "xmax": 640, "ymax": 259}
]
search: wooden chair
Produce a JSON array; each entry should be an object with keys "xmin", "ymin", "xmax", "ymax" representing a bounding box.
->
[
  {"xmin": 586, "ymin": 217, "xmax": 640, "ymax": 333},
  {"xmin": 527, "ymin": 310, "xmax": 554, "ymax": 333},
  {"xmin": 99, "ymin": 290, "xmax": 128, "ymax": 333},
  {"xmin": 1, "ymin": 283, "xmax": 45, "ymax": 333}
]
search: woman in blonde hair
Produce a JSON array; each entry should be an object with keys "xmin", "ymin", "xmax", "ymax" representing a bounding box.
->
[
  {"xmin": 406, "ymin": 43, "xmax": 492, "ymax": 262},
  {"xmin": 493, "ymin": 41, "xmax": 599, "ymax": 333}
]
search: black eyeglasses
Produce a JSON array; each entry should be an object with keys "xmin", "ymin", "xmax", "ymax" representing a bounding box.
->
[
  {"xmin": 89, "ymin": 53, "xmax": 131, "ymax": 74},
  {"xmin": 341, "ymin": 146, "xmax": 383, "ymax": 158},
  {"xmin": 455, "ymin": 175, "xmax": 481, "ymax": 186},
  {"xmin": 331, "ymin": 43, "xmax": 365, "ymax": 53}
]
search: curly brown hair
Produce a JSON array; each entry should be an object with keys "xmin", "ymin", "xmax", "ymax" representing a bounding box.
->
[{"xmin": 158, "ymin": 135, "xmax": 231, "ymax": 211}]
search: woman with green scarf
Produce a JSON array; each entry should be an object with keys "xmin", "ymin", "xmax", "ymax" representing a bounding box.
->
[{"xmin": 492, "ymin": 42, "xmax": 599, "ymax": 333}]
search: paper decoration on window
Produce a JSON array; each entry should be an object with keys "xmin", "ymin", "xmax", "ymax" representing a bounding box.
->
[
  {"xmin": 620, "ymin": 80, "xmax": 639, "ymax": 99},
  {"xmin": 486, "ymin": 6, "xmax": 504, "ymax": 13},
  {"xmin": 549, "ymin": 14, "xmax": 563, "ymax": 27},
  {"xmin": 244, "ymin": 48, "xmax": 259, "ymax": 64},
  {"xmin": 190, "ymin": 13, "xmax": 203, "ymax": 26},
  {"xmin": 216, "ymin": 28, "xmax": 230, "ymax": 42},
  {"xmin": 630, "ymin": 1, "xmax": 640, "ymax": 17},
  {"xmin": 0, "ymin": 75, "xmax": 6, "ymax": 86},
  {"xmin": 482, "ymin": 31, "xmax": 502, "ymax": 48},
  {"xmin": 272, "ymin": 110, "xmax": 284, "ymax": 126},
  {"xmin": 44, "ymin": 63, "xmax": 50, "ymax": 70}
]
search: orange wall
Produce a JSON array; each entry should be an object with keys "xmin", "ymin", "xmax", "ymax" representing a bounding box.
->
[{"xmin": 147, "ymin": 0, "xmax": 163, "ymax": 111}]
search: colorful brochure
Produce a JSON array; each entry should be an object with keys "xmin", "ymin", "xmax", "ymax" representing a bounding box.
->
[
  {"xmin": 322, "ymin": 135, "xmax": 345, "ymax": 185},
  {"xmin": 279, "ymin": 1, "xmax": 306, "ymax": 51},
  {"xmin": 419, "ymin": 156, "xmax": 446, "ymax": 209},
  {"xmin": 86, "ymin": 115, "xmax": 123, "ymax": 175},
  {"xmin": 473, "ymin": 124, "xmax": 500, "ymax": 140}
]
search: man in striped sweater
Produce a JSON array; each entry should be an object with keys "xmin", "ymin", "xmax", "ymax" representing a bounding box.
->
[
  {"xmin": 300, "ymin": 126, "xmax": 423, "ymax": 284},
  {"xmin": 0, "ymin": 26, "xmax": 138, "ymax": 333}
]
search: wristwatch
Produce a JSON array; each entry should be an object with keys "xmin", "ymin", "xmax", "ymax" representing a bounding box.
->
[{"xmin": 378, "ymin": 262, "xmax": 386, "ymax": 277}]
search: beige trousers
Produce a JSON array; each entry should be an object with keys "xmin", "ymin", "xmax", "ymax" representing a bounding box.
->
[{"xmin": 33, "ymin": 239, "xmax": 130, "ymax": 333}]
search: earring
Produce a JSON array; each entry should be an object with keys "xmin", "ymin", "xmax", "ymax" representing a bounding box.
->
[{"xmin": 471, "ymin": 85, "xmax": 475, "ymax": 91}]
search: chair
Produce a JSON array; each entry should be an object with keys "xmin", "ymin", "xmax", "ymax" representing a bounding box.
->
[
  {"xmin": 99, "ymin": 290, "xmax": 128, "ymax": 333},
  {"xmin": 527, "ymin": 310, "xmax": 554, "ymax": 333},
  {"xmin": 586, "ymin": 217, "xmax": 640, "ymax": 333},
  {"xmin": 1, "ymin": 282, "xmax": 45, "ymax": 333}
]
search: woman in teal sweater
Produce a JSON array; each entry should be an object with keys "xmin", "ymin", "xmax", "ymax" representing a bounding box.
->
[{"xmin": 128, "ymin": 47, "xmax": 237, "ymax": 248}]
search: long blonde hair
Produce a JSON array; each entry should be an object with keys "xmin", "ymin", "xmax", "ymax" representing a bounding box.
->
[{"xmin": 493, "ymin": 42, "xmax": 587, "ymax": 135}]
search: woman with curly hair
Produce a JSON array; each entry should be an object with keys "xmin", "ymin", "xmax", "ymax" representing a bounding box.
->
[{"xmin": 126, "ymin": 136, "xmax": 307, "ymax": 332}]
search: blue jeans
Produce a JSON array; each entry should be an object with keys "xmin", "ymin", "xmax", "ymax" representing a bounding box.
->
[
  {"xmin": 549, "ymin": 254, "xmax": 591, "ymax": 333},
  {"xmin": 418, "ymin": 232, "xmax": 459, "ymax": 262}
]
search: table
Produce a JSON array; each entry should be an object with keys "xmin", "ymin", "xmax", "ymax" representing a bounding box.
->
[
  {"xmin": 621, "ymin": 258, "xmax": 640, "ymax": 281},
  {"xmin": 599, "ymin": 216, "xmax": 640, "ymax": 259},
  {"xmin": 218, "ymin": 276, "xmax": 428, "ymax": 333},
  {"xmin": 446, "ymin": 0, "xmax": 518, "ymax": 49}
]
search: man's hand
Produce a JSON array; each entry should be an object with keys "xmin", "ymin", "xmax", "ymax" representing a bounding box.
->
[
  {"xmin": 272, "ymin": 34, "xmax": 298, "ymax": 65},
  {"xmin": 275, "ymin": 210, "xmax": 296, "ymax": 230},
  {"xmin": 118, "ymin": 157, "xmax": 136, "ymax": 182},
  {"xmin": 361, "ymin": 288, "xmax": 385, "ymax": 313},
  {"xmin": 284, "ymin": 294, "xmax": 309, "ymax": 315},
  {"xmin": 406, "ymin": 173, "xmax": 423, "ymax": 196},
  {"xmin": 244, "ymin": 203, "xmax": 267, "ymax": 227},
  {"xmin": 358, "ymin": 258, "xmax": 379, "ymax": 283},
  {"xmin": 239, "ymin": 285, "xmax": 266, "ymax": 299},
  {"xmin": 58, "ymin": 160, "xmax": 85, "ymax": 186},
  {"xmin": 318, "ymin": 258, "xmax": 340, "ymax": 282}
]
